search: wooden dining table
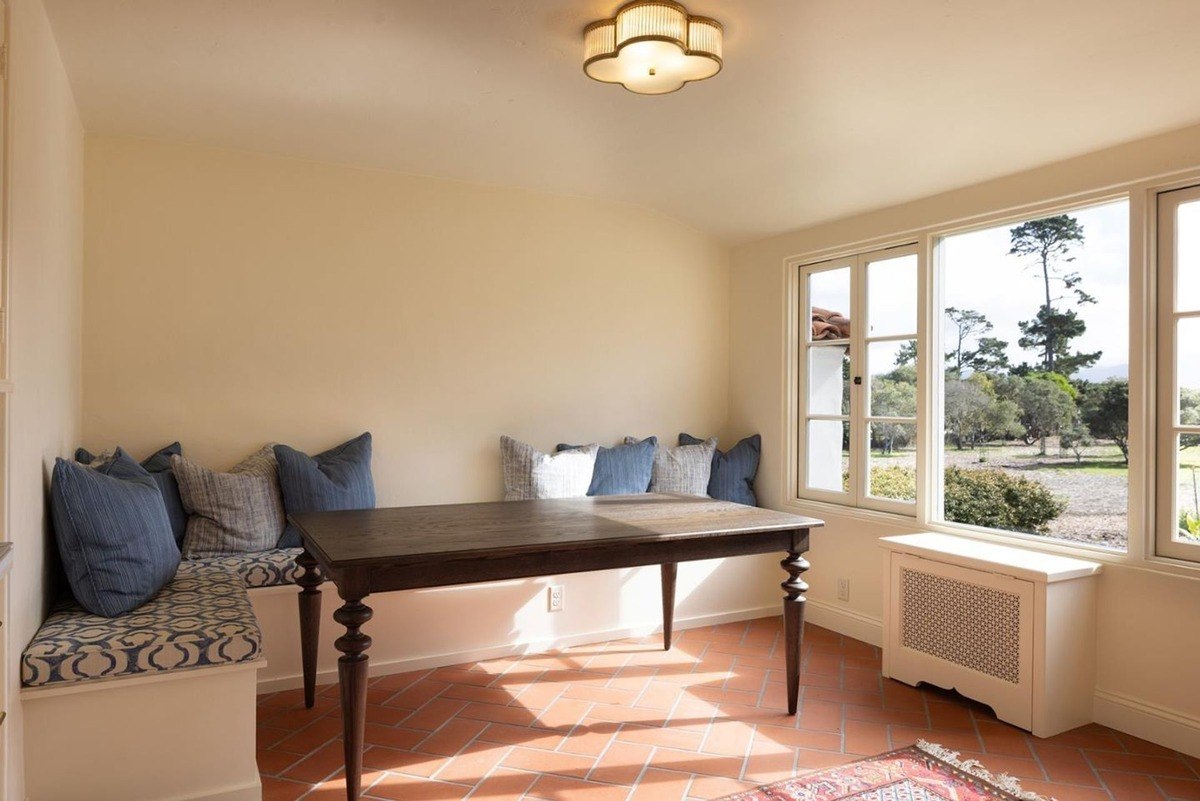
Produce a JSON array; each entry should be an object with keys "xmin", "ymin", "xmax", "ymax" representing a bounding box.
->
[{"xmin": 290, "ymin": 493, "xmax": 823, "ymax": 801}]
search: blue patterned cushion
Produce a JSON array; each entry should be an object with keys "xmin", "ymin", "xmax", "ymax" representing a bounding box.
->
[
  {"xmin": 679, "ymin": 433, "xmax": 761, "ymax": 506},
  {"xmin": 274, "ymin": 433, "xmax": 375, "ymax": 547},
  {"xmin": 21, "ymin": 561, "xmax": 261, "ymax": 688},
  {"xmin": 77, "ymin": 443, "xmax": 189, "ymax": 547},
  {"xmin": 555, "ymin": 437, "xmax": 657, "ymax": 495},
  {"xmin": 191, "ymin": 547, "xmax": 303, "ymax": 588},
  {"xmin": 51, "ymin": 450, "xmax": 181, "ymax": 617}
]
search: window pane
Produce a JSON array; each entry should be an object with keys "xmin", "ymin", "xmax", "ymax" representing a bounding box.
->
[
  {"xmin": 1174, "ymin": 434, "xmax": 1200, "ymax": 546},
  {"xmin": 806, "ymin": 419, "xmax": 848, "ymax": 493},
  {"xmin": 1177, "ymin": 317, "xmax": 1200, "ymax": 425},
  {"xmin": 869, "ymin": 340, "xmax": 917, "ymax": 417},
  {"xmin": 808, "ymin": 267, "xmax": 851, "ymax": 342},
  {"xmin": 808, "ymin": 345, "xmax": 850, "ymax": 415},
  {"xmin": 1175, "ymin": 200, "xmax": 1200, "ymax": 312},
  {"xmin": 939, "ymin": 200, "xmax": 1129, "ymax": 550},
  {"xmin": 867, "ymin": 421, "xmax": 916, "ymax": 502},
  {"xmin": 867, "ymin": 253, "xmax": 917, "ymax": 337}
]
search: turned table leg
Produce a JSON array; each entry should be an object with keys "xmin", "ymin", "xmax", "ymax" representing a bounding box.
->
[
  {"xmin": 334, "ymin": 592, "xmax": 373, "ymax": 801},
  {"xmin": 781, "ymin": 544, "xmax": 810, "ymax": 715},
  {"xmin": 295, "ymin": 550, "xmax": 324, "ymax": 709},
  {"xmin": 661, "ymin": 562, "xmax": 677, "ymax": 651}
]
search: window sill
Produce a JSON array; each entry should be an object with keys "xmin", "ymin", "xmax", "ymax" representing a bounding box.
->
[{"xmin": 779, "ymin": 497, "xmax": 1200, "ymax": 582}]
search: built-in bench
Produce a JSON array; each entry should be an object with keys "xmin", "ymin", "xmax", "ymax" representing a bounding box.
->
[{"xmin": 20, "ymin": 552, "xmax": 296, "ymax": 801}]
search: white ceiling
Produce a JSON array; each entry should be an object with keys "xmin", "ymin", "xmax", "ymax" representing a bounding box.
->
[{"xmin": 42, "ymin": 0, "xmax": 1200, "ymax": 244}]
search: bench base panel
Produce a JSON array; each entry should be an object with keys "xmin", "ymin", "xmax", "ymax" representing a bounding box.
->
[{"xmin": 22, "ymin": 660, "xmax": 264, "ymax": 801}]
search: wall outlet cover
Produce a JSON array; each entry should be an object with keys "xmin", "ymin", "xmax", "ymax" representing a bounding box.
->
[{"xmin": 548, "ymin": 584, "xmax": 565, "ymax": 612}]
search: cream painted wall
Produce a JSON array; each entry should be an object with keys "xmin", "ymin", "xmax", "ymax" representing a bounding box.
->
[
  {"xmin": 5, "ymin": 0, "xmax": 84, "ymax": 797},
  {"xmin": 81, "ymin": 136, "xmax": 786, "ymax": 680},
  {"xmin": 730, "ymin": 123, "xmax": 1200, "ymax": 756}
]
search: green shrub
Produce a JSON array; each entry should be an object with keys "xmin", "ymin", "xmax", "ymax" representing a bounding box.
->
[
  {"xmin": 869, "ymin": 466, "xmax": 916, "ymax": 501},
  {"xmin": 944, "ymin": 466, "xmax": 1066, "ymax": 534},
  {"xmin": 1178, "ymin": 510, "xmax": 1200, "ymax": 541}
]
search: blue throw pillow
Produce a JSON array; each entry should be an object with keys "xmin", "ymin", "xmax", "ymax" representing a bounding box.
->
[
  {"xmin": 679, "ymin": 433, "xmax": 761, "ymax": 506},
  {"xmin": 51, "ymin": 449, "xmax": 181, "ymax": 617},
  {"xmin": 555, "ymin": 437, "xmax": 657, "ymax": 495},
  {"xmin": 274, "ymin": 432, "xmax": 375, "ymax": 547},
  {"xmin": 77, "ymin": 443, "xmax": 188, "ymax": 547}
]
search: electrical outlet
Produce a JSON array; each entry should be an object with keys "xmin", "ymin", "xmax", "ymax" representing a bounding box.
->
[
  {"xmin": 548, "ymin": 584, "xmax": 565, "ymax": 612},
  {"xmin": 837, "ymin": 578, "xmax": 851, "ymax": 602}
]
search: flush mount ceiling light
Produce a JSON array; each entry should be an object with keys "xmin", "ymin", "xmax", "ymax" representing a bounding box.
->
[{"xmin": 583, "ymin": 1, "xmax": 723, "ymax": 95}]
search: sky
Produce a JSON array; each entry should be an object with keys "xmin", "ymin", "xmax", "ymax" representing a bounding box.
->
[
  {"xmin": 942, "ymin": 199, "xmax": 1130, "ymax": 380},
  {"xmin": 806, "ymin": 201, "xmax": 1130, "ymax": 381}
]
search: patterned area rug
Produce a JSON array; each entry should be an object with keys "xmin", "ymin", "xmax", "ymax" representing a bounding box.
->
[{"xmin": 719, "ymin": 741, "xmax": 1052, "ymax": 801}]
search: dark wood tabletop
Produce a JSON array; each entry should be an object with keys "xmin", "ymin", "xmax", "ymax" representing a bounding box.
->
[{"xmin": 291, "ymin": 493, "xmax": 821, "ymax": 568}]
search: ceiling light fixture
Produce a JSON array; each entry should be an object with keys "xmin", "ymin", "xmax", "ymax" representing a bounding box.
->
[{"xmin": 583, "ymin": 1, "xmax": 723, "ymax": 95}]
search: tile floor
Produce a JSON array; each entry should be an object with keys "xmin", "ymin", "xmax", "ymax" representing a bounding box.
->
[{"xmin": 256, "ymin": 618, "xmax": 1200, "ymax": 801}]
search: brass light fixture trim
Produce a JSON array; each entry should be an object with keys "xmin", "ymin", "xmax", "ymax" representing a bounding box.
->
[{"xmin": 583, "ymin": 1, "xmax": 723, "ymax": 95}]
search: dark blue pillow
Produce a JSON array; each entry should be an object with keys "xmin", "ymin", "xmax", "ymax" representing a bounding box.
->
[
  {"xmin": 555, "ymin": 437, "xmax": 657, "ymax": 495},
  {"xmin": 679, "ymin": 433, "xmax": 761, "ymax": 506},
  {"xmin": 274, "ymin": 433, "xmax": 375, "ymax": 547},
  {"xmin": 77, "ymin": 443, "xmax": 188, "ymax": 547},
  {"xmin": 51, "ymin": 449, "xmax": 181, "ymax": 617}
]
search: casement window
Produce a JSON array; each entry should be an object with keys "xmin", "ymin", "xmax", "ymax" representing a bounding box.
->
[
  {"xmin": 798, "ymin": 244, "xmax": 921, "ymax": 515},
  {"xmin": 1156, "ymin": 185, "xmax": 1200, "ymax": 561},
  {"xmin": 933, "ymin": 200, "xmax": 1130, "ymax": 551}
]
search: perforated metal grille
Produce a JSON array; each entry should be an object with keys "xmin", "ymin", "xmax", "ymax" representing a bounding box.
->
[{"xmin": 900, "ymin": 568, "xmax": 1021, "ymax": 684}]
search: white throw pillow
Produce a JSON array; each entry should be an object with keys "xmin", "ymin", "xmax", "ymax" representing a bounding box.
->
[
  {"xmin": 627, "ymin": 436, "xmax": 717, "ymax": 496},
  {"xmin": 501, "ymin": 436, "xmax": 599, "ymax": 501}
]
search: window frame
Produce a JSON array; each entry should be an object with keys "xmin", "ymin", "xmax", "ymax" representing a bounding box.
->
[
  {"xmin": 1154, "ymin": 184, "xmax": 1200, "ymax": 561},
  {"xmin": 796, "ymin": 243, "xmax": 923, "ymax": 516},
  {"xmin": 781, "ymin": 171, "xmax": 1200, "ymax": 575}
]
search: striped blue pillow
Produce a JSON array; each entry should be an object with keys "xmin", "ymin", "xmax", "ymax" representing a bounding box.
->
[
  {"xmin": 50, "ymin": 449, "xmax": 181, "ymax": 617},
  {"xmin": 679, "ymin": 433, "xmax": 761, "ymax": 506},
  {"xmin": 274, "ymin": 433, "xmax": 376, "ymax": 547}
]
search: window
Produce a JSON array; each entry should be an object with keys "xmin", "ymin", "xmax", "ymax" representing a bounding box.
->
[
  {"xmin": 936, "ymin": 201, "xmax": 1130, "ymax": 549},
  {"xmin": 1156, "ymin": 186, "xmax": 1200, "ymax": 561},
  {"xmin": 798, "ymin": 245, "xmax": 920, "ymax": 514}
]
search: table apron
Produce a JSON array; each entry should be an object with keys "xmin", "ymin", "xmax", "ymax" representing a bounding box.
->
[{"xmin": 334, "ymin": 528, "xmax": 811, "ymax": 595}]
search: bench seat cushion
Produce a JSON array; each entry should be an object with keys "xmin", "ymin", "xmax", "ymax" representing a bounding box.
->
[
  {"xmin": 191, "ymin": 547, "xmax": 303, "ymax": 588},
  {"xmin": 21, "ymin": 561, "xmax": 261, "ymax": 688}
]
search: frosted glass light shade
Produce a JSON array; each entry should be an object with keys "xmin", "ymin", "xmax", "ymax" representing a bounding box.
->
[{"xmin": 583, "ymin": 1, "xmax": 723, "ymax": 95}]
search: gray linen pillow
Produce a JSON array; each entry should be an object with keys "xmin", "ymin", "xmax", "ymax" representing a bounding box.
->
[
  {"xmin": 173, "ymin": 445, "xmax": 286, "ymax": 557},
  {"xmin": 501, "ymin": 436, "xmax": 599, "ymax": 501},
  {"xmin": 627, "ymin": 436, "xmax": 717, "ymax": 496}
]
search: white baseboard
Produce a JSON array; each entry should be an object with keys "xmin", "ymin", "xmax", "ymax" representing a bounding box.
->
[
  {"xmin": 1094, "ymin": 688, "xmax": 1200, "ymax": 759},
  {"xmin": 804, "ymin": 598, "xmax": 883, "ymax": 647},
  {"xmin": 256, "ymin": 605, "xmax": 779, "ymax": 693}
]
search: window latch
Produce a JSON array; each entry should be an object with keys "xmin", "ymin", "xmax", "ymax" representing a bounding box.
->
[{"xmin": 853, "ymin": 376, "xmax": 863, "ymax": 385}]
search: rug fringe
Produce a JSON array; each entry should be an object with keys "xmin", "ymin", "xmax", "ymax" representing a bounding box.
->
[{"xmin": 916, "ymin": 740, "xmax": 1054, "ymax": 801}]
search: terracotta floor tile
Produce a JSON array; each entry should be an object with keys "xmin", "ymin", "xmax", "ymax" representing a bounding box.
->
[
  {"xmin": 363, "ymin": 723, "xmax": 427, "ymax": 751},
  {"xmin": 467, "ymin": 767, "xmax": 540, "ymax": 799},
  {"xmin": 1030, "ymin": 743, "xmax": 1103, "ymax": 787},
  {"xmin": 261, "ymin": 776, "xmax": 310, "ymax": 801},
  {"xmin": 1098, "ymin": 769, "xmax": 1169, "ymax": 800},
  {"xmin": 686, "ymin": 775, "xmax": 759, "ymax": 800},
  {"xmin": 502, "ymin": 746, "xmax": 596, "ymax": 779},
  {"xmin": 281, "ymin": 740, "xmax": 346, "ymax": 784},
  {"xmin": 361, "ymin": 746, "xmax": 448, "ymax": 777},
  {"xmin": 589, "ymin": 740, "xmax": 654, "ymax": 785},
  {"xmin": 255, "ymin": 617, "xmax": 1197, "ymax": 801},
  {"xmin": 525, "ymin": 773, "xmax": 631, "ymax": 801},
  {"xmin": 365, "ymin": 772, "xmax": 473, "ymax": 801},
  {"xmin": 433, "ymin": 740, "xmax": 510, "ymax": 784},
  {"xmin": 1088, "ymin": 750, "xmax": 1196, "ymax": 778},
  {"xmin": 1155, "ymin": 776, "xmax": 1200, "ymax": 800},
  {"xmin": 476, "ymin": 722, "xmax": 566, "ymax": 751},
  {"xmin": 629, "ymin": 768, "xmax": 693, "ymax": 800}
]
